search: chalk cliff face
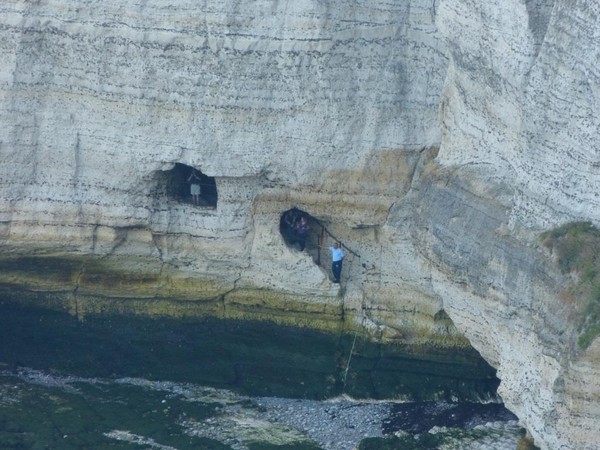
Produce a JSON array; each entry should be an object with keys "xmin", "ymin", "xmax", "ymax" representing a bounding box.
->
[
  {"xmin": 1, "ymin": 0, "xmax": 599, "ymax": 449},
  {"xmin": 433, "ymin": 2, "xmax": 600, "ymax": 448}
]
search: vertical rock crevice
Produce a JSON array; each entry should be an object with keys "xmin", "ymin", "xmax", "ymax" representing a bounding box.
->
[{"xmin": 525, "ymin": 0, "xmax": 555, "ymax": 57}]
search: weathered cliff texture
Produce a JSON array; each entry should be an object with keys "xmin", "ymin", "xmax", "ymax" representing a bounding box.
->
[
  {"xmin": 434, "ymin": 1, "xmax": 600, "ymax": 448},
  {"xmin": 1, "ymin": 0, "xmax": 599, "ymax": 449}
]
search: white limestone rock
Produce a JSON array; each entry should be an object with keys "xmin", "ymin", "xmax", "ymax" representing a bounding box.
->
[{"xmin": 1, "ymin": 1, "xmax": 600, "ymax": 449}]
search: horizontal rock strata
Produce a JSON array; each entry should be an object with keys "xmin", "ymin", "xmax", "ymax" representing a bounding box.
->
[{"xmin": 1, "ymin": 0, "xmax": 600, "ymax": 449}]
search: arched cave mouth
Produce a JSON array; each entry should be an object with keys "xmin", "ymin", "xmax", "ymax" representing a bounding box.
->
[
  {"xmin": 280, "ymin": 208, "xmax": 325, "ymax": 265},
  {"xmin": 154, "ymin": 163, "xmax": 218, "ymax": 208}
]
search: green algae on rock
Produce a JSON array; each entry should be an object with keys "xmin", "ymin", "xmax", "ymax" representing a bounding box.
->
[
  {"xmin": 540, "ymin": 221, "xmax": 600, "ymax": 350},
  {"xmin": 0, "ymin": 300, "xmax": 499, "ymax": 402}
]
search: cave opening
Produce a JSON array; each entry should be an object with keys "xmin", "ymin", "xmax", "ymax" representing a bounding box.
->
[
  {"xmin": 155, "ymin": 163, "xmax": 218, "ymax": 208},
  {"xmin": 280, "ymin": 208, "xmax": 325, "ymax": 265}
]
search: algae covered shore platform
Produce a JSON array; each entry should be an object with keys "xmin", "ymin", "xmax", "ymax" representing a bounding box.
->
[{"xmin": 0, "ymin": 300, "xmax": 521, "ymax": 450}]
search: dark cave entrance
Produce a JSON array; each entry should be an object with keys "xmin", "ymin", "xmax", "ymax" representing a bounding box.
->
[
  {"xmin": 155, "ymin": 163, "xmax": 218, "ymax": 208},
  {"xmin": 280, "ymin": 208, "xmax": 325, "ymax": 265}
]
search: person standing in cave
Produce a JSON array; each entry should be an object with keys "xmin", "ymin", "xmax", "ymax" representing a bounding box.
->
[
  {"xmin": 295, "ymin": 216, "xmax": 309, "ymax": 251},
  {"xmin": 323, "ymin": 239, "xmax": 345, "ymax": 284},
  {"xmin": 187, "ymin": 169, "xmax": 202, "ymax": 205},
  {"xmin": 282, "ymin": 210, "xmax": 298, "ymax": 245}
]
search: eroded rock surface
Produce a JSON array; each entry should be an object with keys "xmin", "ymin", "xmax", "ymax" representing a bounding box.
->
[{"xmin": 1, "ymin": 0, "xmax": 599, "ymax": 449}]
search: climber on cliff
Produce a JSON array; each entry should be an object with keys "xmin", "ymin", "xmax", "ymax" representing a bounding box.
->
[
  {"xmin": 294, "ymin": 216, "xmax": 309, "ymax": 251},
  {"xmin": 320, "ymin": 237, "xmax": 345, "ymax": 284},
  {"xmin": 281, "ymin": 208, "xmax": 309, "ymax": 251},
  {"xmin": 187, "ymin": 169, "xmax": 202, "ymax": 205}
]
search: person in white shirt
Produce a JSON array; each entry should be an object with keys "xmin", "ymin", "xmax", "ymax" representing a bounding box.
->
[
  {"xmin": 327, "ymin": 241, "xmax": 345, "ymax": 283},
  {"xmin": 187, "ymin": 169, "xmax": 202, "ymax": 205}
]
